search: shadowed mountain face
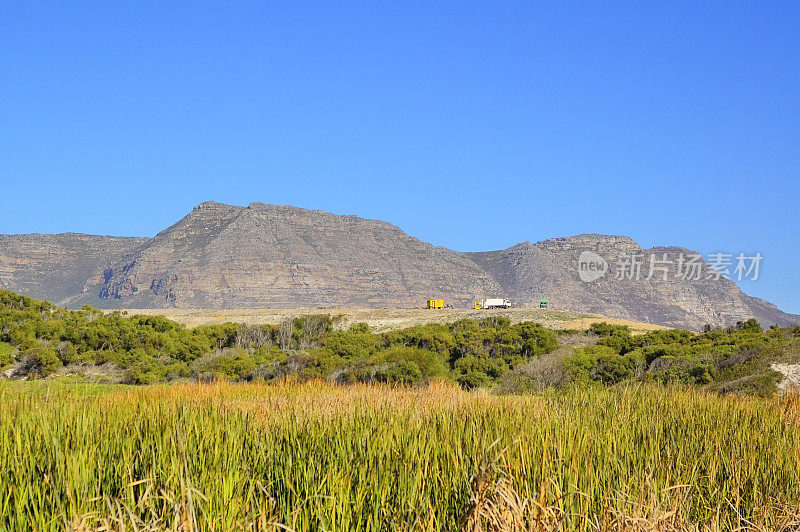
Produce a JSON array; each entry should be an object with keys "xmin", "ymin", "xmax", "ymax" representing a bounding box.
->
[
  {"xmin": 0, "ymin": 233, "xmax": 146, "ymax": 306},
  {"xmin": 0, "ymin": 202, "xmax": 796, "ymax": 330}
]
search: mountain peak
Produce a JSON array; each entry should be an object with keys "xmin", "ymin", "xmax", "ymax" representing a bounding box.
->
[
  {"xmin": 0, "ymin": 204, "xmax": 796, "ymax": 329},
  {"xmin": 534, "ymin": 234, "xmax": 640, "ymax": 251},
  {"xmin": 193, "ymin": 200, "xmax": 234, "ymax": 211}
]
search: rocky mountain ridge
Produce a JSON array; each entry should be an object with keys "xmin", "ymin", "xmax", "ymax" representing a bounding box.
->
[
  {"xmin": 470, "ymin": 237, "xmax": 791, "ymax": 329},
  {"xmin": 0, "ymin": 233, "xmax": 147, "ymax": 306},
  {"xmin": 0, "ymin": 201, "xmax": 796, "ymax": 330}
]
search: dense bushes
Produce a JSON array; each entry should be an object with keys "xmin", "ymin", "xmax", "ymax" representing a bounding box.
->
[
  {"xmin": 337, "ymin": 346, "xmax": 449, "ymax": 385},
  {"xmin": 2, "ymin": 289, "xmax": 797, "ymax": 395},
  {"xmin": 0, "ymin": 290, "xmax": 558, "ymax": 387},
  {"xmin": 547, "ymin": 319, "xmax": 799, "ymax": 395},
  {"xmin": 565, "ymin": 345, "xmax": 642, "ymax": 384}
]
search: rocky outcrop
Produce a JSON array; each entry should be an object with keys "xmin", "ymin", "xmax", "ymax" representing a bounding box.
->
[
  {"xmin": 0, "ymin": 233, "xmax": 146, "ymax": 305},
  {"xmin": 468, "ymin": 236, "xmax": 796, "ymax": 330},
  {"xmin": 0, "ymin": 203, "xmax": 797, "ymax": 330}
]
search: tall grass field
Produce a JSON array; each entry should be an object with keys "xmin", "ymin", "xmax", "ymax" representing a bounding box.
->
[{"xmin": 2, "ymin": 380, "xmax": 800, "ymax": 530}]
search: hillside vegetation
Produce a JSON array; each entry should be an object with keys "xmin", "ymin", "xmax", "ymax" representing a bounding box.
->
[{"xmin": 1, "ymin": 289, "xmax": 798, "ymax": 394}]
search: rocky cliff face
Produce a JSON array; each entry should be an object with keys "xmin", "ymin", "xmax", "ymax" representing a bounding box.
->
[
  {"xmin": 0, "ymin": 233, "xmax": 146, "ymax": 305},
  {"xmin": 468, "ymin": 236, "xmax": 795, "ymax": 330},
  {"xmin": 93, "ymin": 201, "xmax": 502, "ymax": 308},
  {"xmin": 0, "ymin": 202, "xmax": 796, "ymax": 330}
]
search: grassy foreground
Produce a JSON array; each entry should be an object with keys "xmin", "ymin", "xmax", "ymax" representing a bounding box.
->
[{"xmin": 2, "ymin": 381, "xmax": 800, "ymax": 530}]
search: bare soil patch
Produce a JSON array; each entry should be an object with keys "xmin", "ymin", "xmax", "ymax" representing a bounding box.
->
[
  {"xmin": 110, "ymin": 307, "xmax": 667, "ymax": 333},
  {"xmin": 773, "ymin": 363, "xmax": 800, "ymax": 393}
]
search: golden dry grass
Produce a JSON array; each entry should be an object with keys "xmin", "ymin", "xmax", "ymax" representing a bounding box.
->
[{"xmin": 2, "ymin": 380, "xmax": 799, "ymax": 530}]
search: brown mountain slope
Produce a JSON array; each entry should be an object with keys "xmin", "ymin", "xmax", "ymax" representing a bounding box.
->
[
  {"xmin": 468, "ymin": 235, "xmax": 797, "ymax": 330},
  {"xmin": 88, "ymin": 201, "xmax": 502, "ymax": 308},
  {"xmin": 0, "ymin": 233, "xmax": 147, "ymax": 305},
  {"xmin": 0, "ymin": 203, "xmax": 797, "ymax": 330}
]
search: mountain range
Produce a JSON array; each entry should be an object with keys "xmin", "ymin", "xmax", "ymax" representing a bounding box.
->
[{"xmin": 1, "ymin": 201, "xmax": 796, "ymax": 330}]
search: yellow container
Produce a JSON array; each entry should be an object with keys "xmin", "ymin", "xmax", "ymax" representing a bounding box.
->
[{"xmin": 427, "ymin": 299, "xmax": 444, "ymax": 309}]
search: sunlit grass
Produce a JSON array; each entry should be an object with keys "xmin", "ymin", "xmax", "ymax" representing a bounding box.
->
[{"xmin": 1, "ymin": 380, "xmax": 799, "ymax": 530}]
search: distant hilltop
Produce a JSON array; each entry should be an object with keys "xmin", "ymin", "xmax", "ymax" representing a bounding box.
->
[{"xmin": 0, "ymin": 201, "xmax": 797, "ymax": 330}]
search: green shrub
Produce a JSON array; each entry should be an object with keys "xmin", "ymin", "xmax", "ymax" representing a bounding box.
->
[
  {"xmin": 0, "ymin": 342, "xmax": 14, "ymax": 368},
  {"xmin": 517, "ymin": 322, "xmax": 558, "ymax": 356},
  {"xmin": 375, "ymin": 346, "xmax": 448, "ymax": 382},
  {"xmin": 22, "ymin": 345, "xmax": 62, "ymax": 377},
  {"xmin": 273, "ymin": 350, "xmax": 345, "ymax": 381},
  {"xmin": 565, "ymin": 345, "xmax": 638, "ymax": 385},
  {"xmin": 322, "ymin": 330, "xmax": 378, "ymax": 359},
  {"xmin": 456, "ymin": 370, "xmax": 494, "ymax": 389},
  {"xmin": 55, "ymin": 343, "xmax": 81, "ymax": 365},
  {"xmin": 341, "ymin": 346, "xmax": 449, "ymax": 386},
  {"xmin": 452, "ymin": 355, "xmax": 505, "ymax": 389},
  {"xmin": 126, "ymin": 356, "xmax": 164, "ymax": 385},
  {"xmin": 191, "ymin": 350, "xmax": 260, "ymax": 381},
  {"xmin": 645, "ymin": 356, "xmax": 717, "ymax": 385},
  {"xmin": 590, "ymin": 322, "xmax": 631, "ymax": 337},
  {"xmin": 371, "ymin": 360, "xmax": 423, "ymax": 385},
  {"xmin": 734, "ymin": 318, "xmax": 764, "ymax": 334},
  {"xmin": 385, "ymin": 324, "xmax": 456, "ymax": 355}
]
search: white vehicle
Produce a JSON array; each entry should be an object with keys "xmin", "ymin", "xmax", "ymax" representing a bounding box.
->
[{"xmin": 482, "ymin": 298, "xmax": 511, "ymax": 309}]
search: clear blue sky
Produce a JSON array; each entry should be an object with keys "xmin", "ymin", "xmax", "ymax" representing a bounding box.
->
[{"xmin": 1, "ymin": 2, "xmax": 798, "ymax": 313}]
